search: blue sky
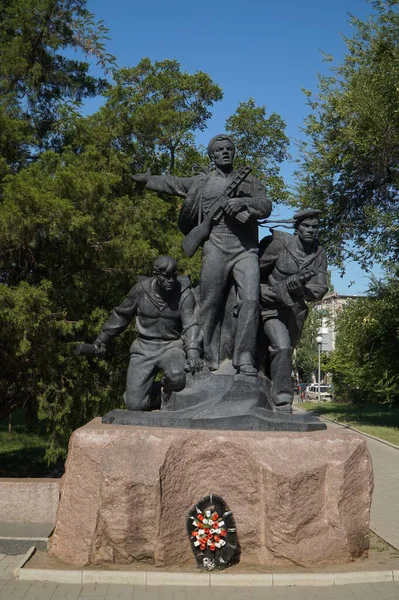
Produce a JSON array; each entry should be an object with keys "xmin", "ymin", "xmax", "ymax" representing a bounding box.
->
[{"xmin": 84, "ymin": 0, "xmax": 381, "ymax": 294}]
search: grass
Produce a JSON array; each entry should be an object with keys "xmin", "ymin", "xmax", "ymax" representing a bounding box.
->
[
  {"xmin": 0, "ymin": 409, "xmax": 50, "ymax": 477},
  {"xmin": 300, "ymin": 402, "xmax": 399, "ymax": 445}
]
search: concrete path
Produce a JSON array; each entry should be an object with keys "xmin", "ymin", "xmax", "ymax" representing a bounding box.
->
[
  {"xmin": 0, "ymin": 553, "xmax": 23, "ymax": 581},
  {"xmin": 367, "ymin": 435, "xmax": 399, "ymax": 551},
  {"xmin": 0, "ymin": 578, "xmax": 399, "ymax": 600}
]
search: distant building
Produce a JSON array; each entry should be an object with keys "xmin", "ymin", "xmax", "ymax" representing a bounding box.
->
[{"xmin": 314, "ymin": 292, "xmax": 360, "ymax": 353}]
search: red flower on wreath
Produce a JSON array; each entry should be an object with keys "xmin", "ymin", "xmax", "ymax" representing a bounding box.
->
[{"xmin": 190, "ymin": 508, "xmax": 228, "ymax": 552}]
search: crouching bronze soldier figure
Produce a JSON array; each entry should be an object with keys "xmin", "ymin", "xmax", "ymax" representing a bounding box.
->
[{"xmin": 76, "ymin": 256, "xmax": 203, "ymax": 410}]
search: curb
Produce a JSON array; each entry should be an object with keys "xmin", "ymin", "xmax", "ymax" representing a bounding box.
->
[
  {"xmin": 296, "ymin": 407, "xmax": 399, "ymax": 450},
  {"xmin": 12, "ymin": 546, "xmax": 35, "ymax": 577},
  {"xmin": 325, "ymin": 418, "xmax": 399, "ymax": 450},
  {"xmin": 15, "ymin": 566, "xmax": 399, "ymax": 586}
]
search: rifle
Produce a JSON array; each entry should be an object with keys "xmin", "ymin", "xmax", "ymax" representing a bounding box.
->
[
  {"xmin": 182, "ymin": 166, "xmax": 252, "ymax": 258},
  {"xmin": 272, "ymin": 269, "xmax": 317, "ymax": 308}
]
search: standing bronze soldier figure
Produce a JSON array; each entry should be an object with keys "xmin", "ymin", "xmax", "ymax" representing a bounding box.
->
[
  {"xmin": 134, "ymin": 134, "xmax": 271, "ymax": 375},
  {"xmin": 259, "ymin": 209, "xmax": 328, "ymax": 411}
]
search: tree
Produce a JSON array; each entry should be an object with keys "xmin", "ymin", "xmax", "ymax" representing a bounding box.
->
[
  {"xmin": 102, "ymin": 58, "xmax": 223, "ymax": 174},
  {"xmin": 0, "ymin": 136, "xmax": 200, "ymax": 460},
  {"xmin": 297, "ymin": 0, "xmax": 399, "ymax": 270},
  {"xmin": 326, "ymin": 273, "xmax": 399, "ymax": 405},
  {"xmin": 0, "ymin": 9, "xmax": 290, "ymax": 464},
  {"xmin": 0, "ymin": 0, "xmax": 114, "ymax": 177},
  {"xmin": 225, "ymin": 98, "xmax": 290, "ymax": 203},
  {"xmin": 0, "ymin": 52, "xmax": 222, "ymax": 461}
]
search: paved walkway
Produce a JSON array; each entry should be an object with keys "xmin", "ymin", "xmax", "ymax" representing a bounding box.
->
[
  {"xmin": 0, "ymin": 578, "xmax": 399, "ymax": 600},
  {"xmin": 366, "ymin": 436, "xmax": 399, "ymax": 551}
]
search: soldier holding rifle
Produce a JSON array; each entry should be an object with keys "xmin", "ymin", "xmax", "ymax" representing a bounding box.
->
[
  {"xmin": 259, "ymin": 209, "xmax": 328, "ymax": 411},
  {"xmin": 133, "ymin": 134, "xmax": 271, "ymax": 375}
]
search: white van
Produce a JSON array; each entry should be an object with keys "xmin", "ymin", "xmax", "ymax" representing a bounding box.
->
[{"xmin": 305, "ymin": 384, "xmax": 332, "ymax": 402}]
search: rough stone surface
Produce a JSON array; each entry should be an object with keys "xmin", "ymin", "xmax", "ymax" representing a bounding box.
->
[
  {"xmin": 0, "ymin": 480, "xmax": 60, "ymax": 524},
  {"xmin": 50, "ymin": 418, "xmax": 373, "ymax": 569}
]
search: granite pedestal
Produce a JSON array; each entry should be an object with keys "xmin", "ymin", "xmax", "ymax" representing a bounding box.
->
[{"xmin": 50, "ymin": 419, "xmax": 373, "ymax": 569}]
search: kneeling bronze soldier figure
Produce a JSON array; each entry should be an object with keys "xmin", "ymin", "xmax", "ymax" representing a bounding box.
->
[{"xmin": 78, "ymin": 256, "xmax": 203, "ymax": 411}]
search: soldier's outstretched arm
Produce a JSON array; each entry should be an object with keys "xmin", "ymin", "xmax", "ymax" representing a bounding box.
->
[
  {"xmin": 93, "ymin": 284, "xmax": 140, "ymax": 350},
  {"xmin": 133, "ymin": 172, "xmax": 197, "ymax": 198}
]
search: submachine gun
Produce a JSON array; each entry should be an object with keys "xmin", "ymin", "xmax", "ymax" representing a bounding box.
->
[
  {"xmin": 272, "ymin": 269, "xmax": 317, "ymax": 308},
  {"xmin": 182, "ymin": 166, "xmax": 252, "ymax": 258}
]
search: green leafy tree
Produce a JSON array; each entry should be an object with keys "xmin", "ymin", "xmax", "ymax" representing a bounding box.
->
[
  {"xmin": 297, "ymin": 0, "xmax": 399, "ymax": 270},
  {"xmin": 225, "ymin": 98, "xmax": 290, "ymax": 202},
  {"xmin": 102, "ymin": 58, "xmax": 223, "ymax": 174},
  {"xmin": 0, "ymin": 7, "xmax": 290, "ymax": 465},
  {"xmin": 0, "ymin": 0, "xmax": 114, "ymax": 178},
  {"xmin": 327, "ymin": 273, "xmax": 399, "ymax": 405},
  {"xmin": 0, "ymin": 135, "xmax": 199, "ymax": 460},
  {"xmin": 0, "ymin": 49, "xmax": 222, "ymax": 461}
]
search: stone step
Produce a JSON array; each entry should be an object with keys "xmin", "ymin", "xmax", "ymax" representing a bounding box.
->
[{"xmin": 0, "ymin": 523, "xmax": 54, "ymax": 554}]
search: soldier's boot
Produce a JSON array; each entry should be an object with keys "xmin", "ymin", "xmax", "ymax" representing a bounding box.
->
[
  {"xmin": 235, "ymin": 350, "xmax": 258, "ymax": 377},
  {"xmin": 269, "ymin": 346, "xmax": 294, "ymax": 412}
]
